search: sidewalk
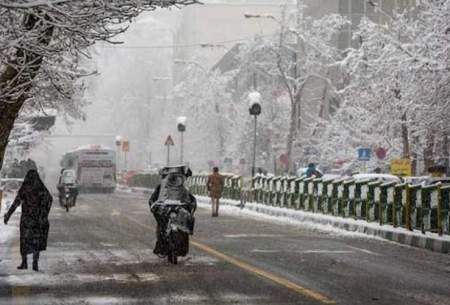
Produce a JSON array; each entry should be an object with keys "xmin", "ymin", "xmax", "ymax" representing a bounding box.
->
[
  {"xmin": 120, "ymin": 186, "xmax": 450, "ymax": 253},
  {"xmin": 0, "ymin": 198, "xmax": 19, "ymax": 265}
]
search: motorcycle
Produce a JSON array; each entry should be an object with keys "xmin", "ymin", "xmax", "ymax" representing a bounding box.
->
[
  {"xmin": 153, "ymin": 199, "xmax": 194, "ymax": 264},
  {"xmin": 60, "ymin": 185, "xmax": 76, "ymax": 212}
]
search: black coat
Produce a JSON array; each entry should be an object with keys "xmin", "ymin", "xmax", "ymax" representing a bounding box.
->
[{"xmin": 5, "ymin": 170, "xmax": 52, "ymax": 255}]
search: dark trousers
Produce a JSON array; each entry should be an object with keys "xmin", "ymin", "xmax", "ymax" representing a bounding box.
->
[{"xmin": 211, "ymin": 198, "xmax": 220, "ymax": 216}]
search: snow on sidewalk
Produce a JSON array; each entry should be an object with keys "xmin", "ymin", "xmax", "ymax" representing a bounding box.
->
[{"xmin": 0, "ymin": 197, "xmax": 19, "ymax": 262}]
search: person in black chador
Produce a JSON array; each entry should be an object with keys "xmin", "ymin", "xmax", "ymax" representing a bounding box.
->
[
  {"xmin": 148, "ymin": 166, "xmax": 196, "ymax": 256},
  {"xmin": 3, "ymin": 169, "xmax": 52, "ymax": 271}
]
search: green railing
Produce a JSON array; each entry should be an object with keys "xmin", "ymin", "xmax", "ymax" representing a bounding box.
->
[{"xmin": 188, "ymin": 174, "xmax": 450, "ymax": 236}]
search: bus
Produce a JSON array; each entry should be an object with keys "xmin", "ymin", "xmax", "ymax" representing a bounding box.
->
[{"xmin": 60, "ymin": 144, "xmax": 116, "ymax": 193}]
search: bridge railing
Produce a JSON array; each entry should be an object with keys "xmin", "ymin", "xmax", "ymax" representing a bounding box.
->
[{"xmin": 188, "ymin": 174, "xmax": 450, "ymax": 236}]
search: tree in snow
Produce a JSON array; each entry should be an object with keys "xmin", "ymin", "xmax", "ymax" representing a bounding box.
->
[
  {"xmin": 317, "ymin": 1, "xmax": 450, "ymax": 173},
  {"xmin": 171, "ymin": 58, "xmax": 239, "ymax": 168},
  {"xmin": 0, "ymin": 0, "xmax": 198, "ymax": 170},
  {"xmin": 238, "ymin": 4, "xmax": 348, "ymax": 172}
]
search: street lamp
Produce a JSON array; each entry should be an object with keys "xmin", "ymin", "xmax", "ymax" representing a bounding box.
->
[
  {"xmin": 177, "ymin": 116, "xmax": 187, "ymax": 164},
  {"xmin": 248, "ymin": 91, "xmax": 262, "ymax": 177}
]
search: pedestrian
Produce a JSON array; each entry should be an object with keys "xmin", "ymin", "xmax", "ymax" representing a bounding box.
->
[
  {"xmin": 305, "ymin": 163, "xmax": 322, "ymax": 178},
  {"xmin": 3, "ymin": 169, "xmax": 52, "ymax": 271},
  {"xmin": 207, "ymin": 167, "xmax": 224, "ymax": 217}
]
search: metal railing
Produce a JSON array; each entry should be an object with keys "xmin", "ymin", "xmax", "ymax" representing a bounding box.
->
[{"xmin": 187, "ymin": 175, "xmax": 450, "ymax": 236}]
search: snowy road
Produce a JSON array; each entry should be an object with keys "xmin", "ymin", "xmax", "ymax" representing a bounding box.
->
[{"xmin": 0, "ymin": 191, "xmax": 449, "ymax": 305}]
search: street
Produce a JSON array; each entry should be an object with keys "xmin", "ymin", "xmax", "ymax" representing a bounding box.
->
[{"xmin": 0, "ymin": 191, "xmax": 449, "ymax": 305}]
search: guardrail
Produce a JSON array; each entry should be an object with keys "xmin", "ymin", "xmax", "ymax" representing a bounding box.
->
[{"xmin": 187, "ymin": 175, "xmax": 450, "ymax": 236}]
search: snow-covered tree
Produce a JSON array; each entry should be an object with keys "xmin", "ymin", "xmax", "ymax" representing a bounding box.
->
[
  {"xmin": 318, "ymin": 1, "xmax": 450, "ymax": 173},
  {"xmin": 0, "ymin": 0, "xmax": 198, "ymax": 169},
  {"xmin": 238, "ymin": 4, "xmax": 349, "ymax": 172}
]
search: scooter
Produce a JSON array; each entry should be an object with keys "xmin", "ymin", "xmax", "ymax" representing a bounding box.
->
[
  {"xmin": 155, "ymin": 199, "xmax": 194, "ymax": 264},
  {"xmin": 61, "ymin": 185, "xmax": 76, "ymax": 212}
]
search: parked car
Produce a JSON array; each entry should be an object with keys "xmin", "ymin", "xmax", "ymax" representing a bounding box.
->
[
  {"xmin": 427, "ymin": 177, "xmax": 450, "ymax": 186},
  {"xmin": 403, "ymin": 176, "xmax": 430, "ymax": 185},
  {"xmin": 352, "ymin": 173, "xmax": 402, "ymax": 183}
]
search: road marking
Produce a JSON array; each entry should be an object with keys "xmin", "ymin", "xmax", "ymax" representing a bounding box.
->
[
  {"xmin": 299, "ymin": 250, "xmax": 354, "ymax": 254},
  {"xmin": 224, "ymin": 234, "xmax": 283, "ymax": 238},
  {"xmin": 191, "ymin": 240, "xmax": 336, "ymax": 304},
  {"xmin": 111, "ymin": 209, "xmax": 120, "ymax": 216},
  {"xmin": 346, "ymin": 246, "xmax": 382, "ymax": 256},
  {"xmin": 251, "ymin": 249, "xmax": 281, "ymax": 253},
  {"xmin": 125, "ymin": 216, "xmax": 335, "ymax": 304}
]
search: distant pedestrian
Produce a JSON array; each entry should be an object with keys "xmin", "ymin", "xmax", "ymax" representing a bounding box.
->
[
  {"xmin": 207, "ymin": 167, "xmax": 224, "ymax": 217},
  {"xmin": 3, "ymin": 170, "xmax": 52, "ymax": 271},
  {"xmin": 305, "ymin": 163, "xmax": 322, "ymax": 178}
]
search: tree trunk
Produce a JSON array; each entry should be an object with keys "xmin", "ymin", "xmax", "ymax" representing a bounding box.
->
[
  {"xmin": 401, "ymin": 112, "xmax": 410, "ymax": 158},
  {"xmin": 286, "ymin": 92, "xmax": 301, "ymax": 174},
  {"xmin": 423, "ymin": 130, "xmax": 435, "ymax": 172},
  {"xmin": 0, "ymin": 102, "xmax": 24, "ymax": 170},
  {"xmin": 0, "ymin": 14, "xmax": 54, "ymax": 171}
]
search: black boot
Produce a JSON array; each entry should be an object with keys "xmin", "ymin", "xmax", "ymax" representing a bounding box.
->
[
  {"xmin": 17, "ymin": 255, "xmax": 27, "ymax": 270},
  {"xmin": 32, "ymin": 252, "xmax": 39, "ymax": 272}
]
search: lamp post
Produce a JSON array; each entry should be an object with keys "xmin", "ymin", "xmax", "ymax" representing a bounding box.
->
[
  {"xmin": 115, "ymin": 135, "xmax": 122, "ymax": 174},
  {"xmin": 177, "ymin": 116, "xmax": 187, "ymax": 164},
  {"xmin": 248, "ymin": 91, "xmax": 262, "ymax": 177}
]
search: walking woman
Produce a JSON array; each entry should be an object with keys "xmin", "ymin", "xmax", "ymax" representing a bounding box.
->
[{"xmin": 3, "ymin": 169, "xmax": 52, "ymax": 271}]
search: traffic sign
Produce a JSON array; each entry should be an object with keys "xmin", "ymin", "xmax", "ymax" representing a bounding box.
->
[
  {"xmin": 391, "ymin": 159, "xmax": 412, "ymax": 176},
  {"xmin": 375, "ymin": 147, "xmax": 387, "ymax": 160},
  {"xmin": 357, "ymin": 148, "xmax": 371, "ymax": 161},
  {"xmin": 164, "ymin": 135, "xmax": 174, "ymax": 146}
]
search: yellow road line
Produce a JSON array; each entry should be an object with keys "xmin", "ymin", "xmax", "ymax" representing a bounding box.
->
[
  {"xmin": 126, "ymin": 216, "xmax": 335, "ymax": 304},
  {"xmin": 190, "ymin": 240, "xmax": 335, "ymax": 304}
]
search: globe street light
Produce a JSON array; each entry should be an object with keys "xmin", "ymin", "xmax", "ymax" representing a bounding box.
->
[
  {"xmin": 177, "ymin": 116, "xmax": 187, "ymax": 164},
  {"xmin": 248, "ymin": 91, "xmax": 262, "ymax": 177}
]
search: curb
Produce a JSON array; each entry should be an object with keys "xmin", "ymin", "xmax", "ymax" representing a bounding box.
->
[{"xmin": 217, "ymin": 199, "xmax": 450, "ymax": 254}]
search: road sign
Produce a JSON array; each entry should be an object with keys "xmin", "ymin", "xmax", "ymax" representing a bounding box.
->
[
  {"xmin": 122, "ymin": 140, "xmax": 130, "ymax": 152},
  {"xmin": 375, "ymin": 147, "xmax": 387, "ymax": 160},
  {"xmin": 357, "ymin": 148, "xmax": 371, "ymax": 161},
  {"xmin": 391, "ymin": 159, "xmax": 412, "ymax": 177},
  {"xmin": 164, "ymin": 135, "xmax": 174, "ymax": 146}
]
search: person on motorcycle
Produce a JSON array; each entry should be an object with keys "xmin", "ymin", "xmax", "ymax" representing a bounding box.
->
[
  {"xmin": 57, "ymin": 168, "xmax": 79, "ymax": 206},
  {"xmin": 148, "ymin": 166, "xmax": 196, "ymax": 257}
]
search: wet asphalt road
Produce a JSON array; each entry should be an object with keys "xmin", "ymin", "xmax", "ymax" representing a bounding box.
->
[{"xmin": 0, "ymin": 191, "xmax": 449, "ymax": 305}]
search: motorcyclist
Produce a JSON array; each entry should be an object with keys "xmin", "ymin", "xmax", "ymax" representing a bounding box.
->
[
  {"xmin": 57, "ymin": 168, "xmax": 79, "ymax": 206},
  {"xmin": 148, "ymin": 166, "xmax": 196, "ymax": 256}
]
